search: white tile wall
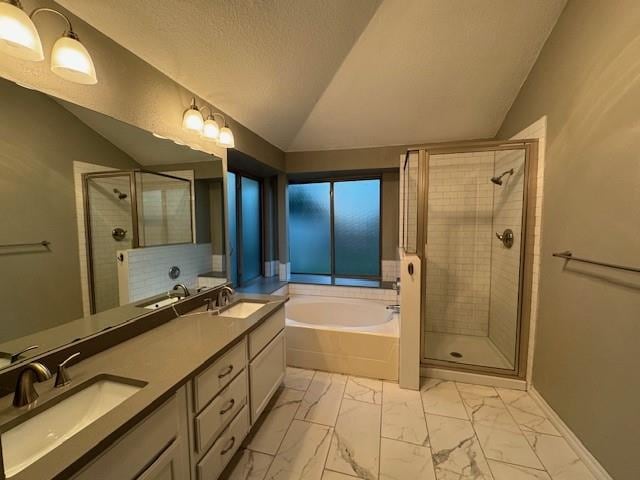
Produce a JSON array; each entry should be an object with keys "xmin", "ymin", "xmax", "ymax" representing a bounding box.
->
[
  {"xmin": 488, "ymin": 149, "xmax": 526, "ymax": 365},
  {"xmin": 119, "ymin": 243, "xmax": 213, "ymax": 304},
  {"xmin": 264, "ymin": 260, "xmax": 278, "ymax": 277},
  {"xmin": 211, "ymin": 254, "xmax": 225, "ymax": 272},
  {"xmin": 424, "ymin": 152, "xmax": 495, "ymax": 337},
  {"xmin": 382, "ymin": 260, "xmax": 401, "ymax": 281},
  {"xmin": 74, "ymin": 161, "xmax": 118, "ymax": 316},
  {"xmin": 289, "ymin": 283, "xmax": 397, "ymax": 302},
  {"xmin": 279, "ymin": 262, "xmax": 291, "ymax": 281}
]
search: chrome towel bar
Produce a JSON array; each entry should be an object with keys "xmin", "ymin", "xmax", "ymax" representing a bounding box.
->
[
  {"xmin": 0, "ymin": 241, "xmax": 50, "ymax": 248},
  {"xmin": 552, "ymin": 250, "xmax": 640, "ymax": 273}
]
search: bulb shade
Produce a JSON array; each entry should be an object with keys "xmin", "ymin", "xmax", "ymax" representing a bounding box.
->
[
  {"xmin": 217, "ymin": 126, "xmax": 235, "ymax": 148},
  {"xmin": 182, "ymin": 107, "xmax": 204, "ymax": 132},
  {"xmin": 201, "ymin": 117, "xmax": 220, "ymax": 140},
  {"xmin": 51, "ymin": 36, "xmax": 97, "ymax": 85},
  {"xmin": 0, "ymin": 3, "xmax": 44, "ymax": 61}
]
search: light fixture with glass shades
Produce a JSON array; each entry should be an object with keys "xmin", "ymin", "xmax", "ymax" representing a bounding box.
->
[
  {"xmin": 0, "ymin": 1, "xmax": 97, "ymax": 84},
  {"xmin": 182, "ymin": 98, "xmax": 235, "ymax": 148}
]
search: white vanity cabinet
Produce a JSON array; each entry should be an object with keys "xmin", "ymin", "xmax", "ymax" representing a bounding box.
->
[{"xmin": 72, "ymin": 386, "xmax": 191, "ymax": 480}]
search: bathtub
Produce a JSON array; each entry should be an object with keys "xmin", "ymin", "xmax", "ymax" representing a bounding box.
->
[{"xmin": 285, "ymin": 295, "xmax": 399, "ymax": 380}]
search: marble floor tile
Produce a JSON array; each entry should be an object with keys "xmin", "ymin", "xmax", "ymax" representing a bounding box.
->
[
  {"xmin": 248, "ymin": 388, "xmax": 305, "ymax": 455},
  {"xmin": 344, "ymin": 376, "xmax": 382, "ymax": 405},
  {"xmin": 487, "ymin": 460, "xmax": 551, "ymax": 480},
  {"xmin": 322, "ymin": 471, "xmax": 359, "ymax": 480},
  {"xmin": 456, "ymin": 383, "xmax": 520, "ymax": 433},
  {"xmin": 382, "ymin": 382, "xmax": 429, "ymax": 446},
  {"xmin": 225, "ymin": 449, "xmax": 273, "ymax": 480},
  {"xmin": 296, "ymin": 372, "xmax": 348, "ymax": 426},
  {"xmin": 426, "ymin": 414, "xmax": 494, "ymax": 480},
  {"xmin": 420, "ymin": 378, "xmax": 468, "ymax": 420},
  {"xmin": 496, "ymin": 389, "xmax": 560, "ymax": 436},
  {"xmin": 265, "ymin": 420, "xmax": 333, "ymax": 480},
  {"xmin": 326, "ymin": 398, "xmax": 381, "ymax": 480},
  {"xmin": 524, "ymin": 432, "xmax": 596, "ymax": 480},
  {"xmin": 284, "ymin": 367, "xmax": 315, "ymax": 391},
  {"xmin": 380, "ymin": 437, "xmax": 436, "ymax": 480},
  {"xmin": 474, "ymin": 425, "xmax": 543, "ymax": 469}
]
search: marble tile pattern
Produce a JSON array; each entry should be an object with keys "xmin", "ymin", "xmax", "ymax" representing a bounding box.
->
[{"xmin": 222, "ymin": 369, "xmax": 596, "ymax": 480}]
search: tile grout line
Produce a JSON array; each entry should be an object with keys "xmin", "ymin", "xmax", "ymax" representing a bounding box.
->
[{"xmin": 320, "ymin": 373, "xmax": 348, "ymax": 478}]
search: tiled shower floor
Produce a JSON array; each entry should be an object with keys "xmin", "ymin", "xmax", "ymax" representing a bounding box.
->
[
  {"xmin": 425, "ymin": 332, "xmax": 513, "ymax": 369},
  {"xmin": 222, "ymin": 368, "xmax": 596, "ymax": 480}
]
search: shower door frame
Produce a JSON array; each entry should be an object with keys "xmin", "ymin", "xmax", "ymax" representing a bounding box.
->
[
  {"xmin": 417, "ymin": 139, "xmax": 539, "ymax": 380},
  {"xmin": 83, "ymin": 169, "xmax": 194, "ymax": 314}
]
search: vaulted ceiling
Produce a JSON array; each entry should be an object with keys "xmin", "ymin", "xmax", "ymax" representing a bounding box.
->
[{"xmin": 57, "ymin": 0, "xmax": 566, "ymax": 152}]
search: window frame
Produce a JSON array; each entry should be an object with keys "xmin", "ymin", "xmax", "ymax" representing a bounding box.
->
[{"xmin": 288, "ymin": 175, "xmax": 383, "ymax": 279}]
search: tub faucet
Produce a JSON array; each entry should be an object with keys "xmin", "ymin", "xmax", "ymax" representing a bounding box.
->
[
  {"xmin": 386, "ymin": 304, "xmax": 400, "ymax": 313},
  {"xmin": 172, "ymin": 284, "xmax": 191, "ymax": 297},
  {"xmin": 13, "ymin": 362, "xmax": 52, "ymax": 407}
]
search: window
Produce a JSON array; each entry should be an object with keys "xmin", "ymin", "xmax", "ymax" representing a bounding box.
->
[{"xmin": 289, "ymin": 179, "xmax": 381, "ymax": 277}]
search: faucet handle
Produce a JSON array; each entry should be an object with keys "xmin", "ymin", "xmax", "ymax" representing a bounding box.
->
[
  {"xmin": 55, "ymin": 352, "xmax": 80, "ymax": 388},
  {"xmin": 10, "ymin": 345, "xmax": 39, "ymax": 363}
]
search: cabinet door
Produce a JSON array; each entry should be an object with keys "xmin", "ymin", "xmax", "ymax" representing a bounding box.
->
[
  {"xmin": 249, "ymin": 331, "xmax": 285, "ymax": 422},
  {"xmin": 136, "ymin": 440, "xmax": 183, "ymax": 480}
]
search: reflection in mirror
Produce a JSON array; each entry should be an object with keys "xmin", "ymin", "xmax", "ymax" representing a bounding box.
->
[{"xmin": 0, "ymin": 76, "xmax": 225, "ymax": 370}]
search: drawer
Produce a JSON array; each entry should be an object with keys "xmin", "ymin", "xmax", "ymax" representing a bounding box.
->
[
  {"xmin": 194, "ymin": 338, "xmax": 247, "ymax": 412},
  {"xmin": 197, "ymin": 406, "xmax": 250, "ymax": 480},
  {"xmin": 248, "ymin": 306, "xmax": 285, "ymax": 359},
  {"xmin": 195, "ymin": 370, "xmax": 247, "ymax": 453},
  {"xmin": 250, "ymin": 330, "xmax": 286, "ymax": 422}
]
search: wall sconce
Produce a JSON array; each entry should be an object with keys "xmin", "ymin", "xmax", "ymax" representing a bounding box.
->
[
  {"xmin": 182, "ymin": 98, "xmax": 235, "ymax": 148},
  {"xmin": 0, "ymin": 0, "xmax": 97, "ymax": 85}
]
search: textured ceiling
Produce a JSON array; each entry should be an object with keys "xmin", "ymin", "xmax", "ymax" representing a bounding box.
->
[{"xmin": 56, "ymin": 0, "xmax": 565, "ymax": 152}]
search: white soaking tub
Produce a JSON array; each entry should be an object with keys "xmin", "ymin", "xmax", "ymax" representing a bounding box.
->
[{"xmin": 285, "ymin": 295, "xmax": 399, "ymax": 380}]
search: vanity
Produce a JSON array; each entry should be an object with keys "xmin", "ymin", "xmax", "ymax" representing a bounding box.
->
[{"xmin": 0, "ymin": 292, "xmax": 286, "ymax": 480}]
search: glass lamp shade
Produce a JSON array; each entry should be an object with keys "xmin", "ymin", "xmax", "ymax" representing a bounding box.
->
[
  {"xmin": 182, "ymin": 106, "xmax": 204, "ymax": 132},
  {"xmin": 0, "ymin": 2, "xmax": 44, "ymax": 61},
  {"xmin": 51, "ymin": 35, "xmax": 97, "ymax": 85},
  {"xmin": 217, "ymin": 126, "xmax": 235, "ymax": 148},
  {"xmin": 201, "ymin": 117, "xmax": 220, "ymax": 140}
]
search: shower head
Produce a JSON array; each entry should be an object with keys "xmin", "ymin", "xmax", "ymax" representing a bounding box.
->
[
  {"xmin": 113, "ymin": 188, "xmax": 128, "ymax": 200},
  {"xmin": 491, "ymin": 169, "xmax": 514, "ymax": 186}
]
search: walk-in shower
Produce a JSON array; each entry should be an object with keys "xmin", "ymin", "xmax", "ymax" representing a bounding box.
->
[
  {"xmin": 402, "ymin": 140, "xmax": 538, "ymax": 378},
  {"xmin": 83, "ymin": 170, "xmax": 193, "ymax": 314}
]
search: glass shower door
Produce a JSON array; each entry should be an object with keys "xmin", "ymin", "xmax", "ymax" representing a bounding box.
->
[
  {"xmin": 240, "ymin": 176, "xmax": 261, "ymax": 283},
  {"xmin": 422, "ymin": 148, "xmax": 526, "ymax": 371},
  {"xmin": 85, "ymin": 174, "xmax": 134, "ymax": 313}
]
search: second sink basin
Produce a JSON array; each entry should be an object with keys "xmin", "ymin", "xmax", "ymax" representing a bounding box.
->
[
  {"xmin": 1, "ymin": 375, "xmax": 145, "ymax": 478},
  {"xmin": 220, "ymin": 301, "xmax": 266, "ymax": 318}
]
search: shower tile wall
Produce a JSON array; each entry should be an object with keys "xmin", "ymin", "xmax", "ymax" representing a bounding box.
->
[
  {"xmin": 424, "ymin": 152, "xmax": 494, "ymax": 337},
  {"xmin": 488, "ymin": 150, "xmax": 525, "ymax": 365},
  {"xmin": 87, "ymin": 176, "xmax": 134, "ymax": 312},
  {"xmin": 399, "ymin": 152, "xmax": 419, "ymax": 253}
]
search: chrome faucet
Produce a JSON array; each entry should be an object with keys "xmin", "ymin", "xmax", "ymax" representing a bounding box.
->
[
  {"xmin": 386, "ymin": 304, "xmax": 401, "ymax": 313},
  {"xmin": 54, "ymin": 352, "xmax": 81, "ymax": 388},
  {"xmin": 217, "ymin": 285, "xmax": 234, "ymax": 307},
  {"xmin": 9, "ymin": 345, "xmax": 39, "ymax": 364},
  {"xmin": 13, "ymin": 362, "xmax": 52, "ymax": 407},
  {"xmin": 172, "ymin": 283, "xmax": 191, "ymax": 297}
]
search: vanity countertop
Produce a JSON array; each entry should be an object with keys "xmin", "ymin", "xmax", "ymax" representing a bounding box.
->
[{"xmin": 0, "ymin": 293, "xmax": 286, "ymax": 480}]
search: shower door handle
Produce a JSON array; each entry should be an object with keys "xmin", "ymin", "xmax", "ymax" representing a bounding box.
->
[{"xmin": 495, "ymin": 229, "xmax": 514, "ymax": 249}]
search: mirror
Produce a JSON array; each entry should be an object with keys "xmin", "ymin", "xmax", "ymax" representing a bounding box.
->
[{"xmin": 0, "ymin": 76, "xmax": 226, "ymax": 370}]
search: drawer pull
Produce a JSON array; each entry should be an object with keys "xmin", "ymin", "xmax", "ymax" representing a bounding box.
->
[
  {"xmin": 220, "ymin": 436, "xmax": 235, "ymax": 455},
  {"xmin": 219, "ymin": 398, "xmax": 235, "ymax": 415},
  {"xmin": 218, "ymin": 365, "xmax": 234, "ymax": 379}
]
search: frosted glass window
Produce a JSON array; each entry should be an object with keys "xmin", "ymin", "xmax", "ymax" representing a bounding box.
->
[
  {"xmin": 334, "ymin": 180, "xmax": 380, "ymax": 276},
  {"xmin": 241, "ymin": 176, "xmax": 261, "ymax": 282},
  {"xmin": 289, "ymin": 183, "xmax": 331, "ymax": 274},
  {"xmin": 227, "ymin": 172, "xmax": 238, "ymax": 286}
]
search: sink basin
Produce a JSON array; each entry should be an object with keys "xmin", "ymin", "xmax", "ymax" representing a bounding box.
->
[
  {"xmin": 220, "ymin": 301, "xmax": 265, "ymax": 318},
  {"xmin": 1, "ymin": 376, "xmax": 145, "ymax": 478},
  {"xmin": 140, "ymin": 296, "xmax": 183, "ymax": 310}
]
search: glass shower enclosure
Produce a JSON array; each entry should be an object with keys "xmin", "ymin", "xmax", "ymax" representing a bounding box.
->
[
  {"xmin": 411, "ymin": 141, "xmax": 538, "ymax": 378},
  {"xmin": 83, "ymin": 170, "xmax": 192, "ymax": 314}
]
